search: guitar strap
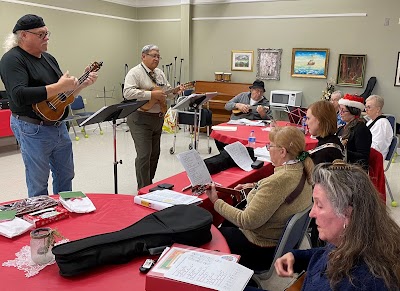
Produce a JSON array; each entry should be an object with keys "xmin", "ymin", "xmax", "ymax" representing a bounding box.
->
[
  {"xmin": 42, "ymin": 53, "xmax": 62, "ymax": 78},
  {"xmin": 141, "ymin": 63, "xmax": 164, "ymax": 87},
  {"xmin": 367, "ymin": 115, "xmax": 385, "ymax": 129}
]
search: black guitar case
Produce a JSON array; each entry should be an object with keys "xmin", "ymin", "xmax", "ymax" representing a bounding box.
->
[{"xmin": 52, "ymin": 204, "xmax": 213, "ymax": 277}]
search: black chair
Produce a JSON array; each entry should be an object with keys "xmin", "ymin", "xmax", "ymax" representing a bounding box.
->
[
  {"xmin": 360, "ymin": 76, "xmax": 377, "ymax": 102},
  {"xmin": 251, "ymin": 205, "xmax": 312, "ymax": 287}
]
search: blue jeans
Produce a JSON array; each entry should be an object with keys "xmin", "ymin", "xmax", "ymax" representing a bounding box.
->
[{"xmin": 10, "ymin": 115, "xmax": 74, "ymax": 197}]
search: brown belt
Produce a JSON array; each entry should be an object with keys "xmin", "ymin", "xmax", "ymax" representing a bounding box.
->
[
  {"xmin": 12, "ymin": 113, "xmax": 63, "ymax": 126},
  {"xmin": 136, "ymin": 110, "xmax": 164, "ymax": 118}
]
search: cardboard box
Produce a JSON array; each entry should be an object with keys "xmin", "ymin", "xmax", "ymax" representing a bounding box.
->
[
  {"xmin": 23, "ymin": 206, "xmax": 69, "ymax": 227},
  {"xmin": 145, "ymin": 243, "xmax": 240, "ymax": 291}
]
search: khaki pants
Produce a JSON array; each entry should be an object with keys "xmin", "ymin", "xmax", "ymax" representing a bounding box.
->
[{"xmin": 127, "ymin": 111, "xmax": 164, "ymax": 189}]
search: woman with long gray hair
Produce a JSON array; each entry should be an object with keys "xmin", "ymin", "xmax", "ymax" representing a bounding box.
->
[{"xmin": 274, "ymin": 160, "xmax": 400, "ymax": 290}]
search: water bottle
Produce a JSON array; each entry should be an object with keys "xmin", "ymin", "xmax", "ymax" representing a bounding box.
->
[
  {"xmin": 248, "ymin": 130, "xmax": 256, "ymax": 148},
  {"xmin": 302, "ymin": 116, "xmax": 308, "ymax": 134}
]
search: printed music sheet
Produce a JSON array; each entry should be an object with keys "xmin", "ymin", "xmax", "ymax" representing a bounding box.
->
[
  {"xmin": 164, "ymin": 251, "xmax": 253, "ymax": 291},
  {"xmin": 176, "ymin": 150, "xmax": 212, "ymax": 186},
  {"xmin": 224, "ymin": 141, "xmax": 254, "ymax": 171}
]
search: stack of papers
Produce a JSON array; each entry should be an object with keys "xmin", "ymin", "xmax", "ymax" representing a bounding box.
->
[
  {"xmin": 227, "ymin": 118, "xmax": 265, "ymax": 126},
  {"xmin": 134, "ymin": 190, "xmax": 202, "ymax": 211}
]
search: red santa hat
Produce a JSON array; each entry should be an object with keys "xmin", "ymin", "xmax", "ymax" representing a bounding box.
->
[{"xmin": 338, "ymin": 94, "xmax": 365, "ymax": 111}]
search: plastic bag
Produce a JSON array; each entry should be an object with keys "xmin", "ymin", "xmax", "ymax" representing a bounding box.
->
[{"xmin": 162, "ymin": 107, "xmax": 178, "ymax": 134}]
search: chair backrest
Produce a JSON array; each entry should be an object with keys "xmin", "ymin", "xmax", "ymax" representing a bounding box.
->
[
  {"xmin": 383, "ymin": 114, "xmax": 396, "ymax": 135},
  {"xmin": 70, "ymin": 95, "xmax": 85, "ymax": 111},
  {"xmin": 385, "ymin": 136, "xmax": 399, "ymax": 171},
  {"xmin": 360, "ymin": 76, "xmax": 377, "ymax": 101},
  {"xmin": 275, "ymin": 205, "xmax": 312, "ymax": 258}
]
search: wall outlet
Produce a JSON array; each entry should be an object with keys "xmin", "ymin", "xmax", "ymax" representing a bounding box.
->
[{"xmin": 83, "ymin": 98, "xmax": 87, "ymax": 105}]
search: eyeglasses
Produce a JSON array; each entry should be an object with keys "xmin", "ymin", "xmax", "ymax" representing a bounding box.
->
[
  {"xmin": 365, "ymin": 105, "xmax": 375, "ymax": 110},
  {"xmin": 25, "ymin": 30, "xmax": 51, "ymax": 39},
  {"xmin": 266, "ymin": 144, "xmax": 281, "ymax": 150},
  {"xmin": 146, "ymin": 54, "xmax": 162, "ymax": 60},
  {"xmin": 339, "ymin": 109, "xmax": 349, "ymax": 113}
]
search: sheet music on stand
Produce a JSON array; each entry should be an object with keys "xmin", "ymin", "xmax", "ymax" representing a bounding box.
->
[
  {"xmin": 173, "ymin": 92, "xmax": 217, "ymax": 150},
  {"xmin": 173, "ymin": 92, "xmax": 218, "ymax": 111}
]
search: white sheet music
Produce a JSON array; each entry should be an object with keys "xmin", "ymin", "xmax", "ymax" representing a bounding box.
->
[
  {"xmin": 224, "ymin": 141, "xmax": 254, "ymax": 171},
  {"xmin": 164, "ymin": 251, "xmax": 253, "ymax": 291},
  {"xmin": 139, "ymin": 190, "xmax": 201, "ymax": 205},
  {"xmin": 176, "ymin": 150, "xmax": 212, "ymax": 186}
]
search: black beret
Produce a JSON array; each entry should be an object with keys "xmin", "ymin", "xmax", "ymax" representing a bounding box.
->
[{"xmin": 13, "ymin": 14, "xmax": 45, "ymax": 33}]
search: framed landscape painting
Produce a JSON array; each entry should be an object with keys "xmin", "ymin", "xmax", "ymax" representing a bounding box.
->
[
  {"xmin": 231, "ymin": 50, "xmax": 253, "ymax": 71},
  {"xmin": 256, "ymin": 48, "xmax": 283, "ymax": 80},
  {"xmin": 291, "ymin": 48, "xmax": 330, "ymax": 78},
  {"xmin": 337, "ymin": 54, "xmax": 367, "ymax": 87}
]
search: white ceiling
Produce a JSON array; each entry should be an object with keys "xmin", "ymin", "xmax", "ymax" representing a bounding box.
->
[{"xmin": 101, "ymin": 0, "xmax": 283, "ymax": 8}]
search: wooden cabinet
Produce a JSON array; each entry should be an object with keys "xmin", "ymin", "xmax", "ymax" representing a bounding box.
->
[{"xmin": 195, "ymin": 81, "xmax": 252, "ymax": 125}]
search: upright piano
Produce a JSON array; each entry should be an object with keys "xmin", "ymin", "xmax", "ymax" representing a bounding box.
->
[{"xmin": 194, "ymin": 80, "xmax": 252, "ymax": 125}]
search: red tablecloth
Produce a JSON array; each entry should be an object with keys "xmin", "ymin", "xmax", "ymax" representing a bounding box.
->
[
  {"xmin": 210, "ymin": 121, "xmax": 318, "ymax": 151},
  {"xmin": 0, "ymin": 109, "xmax": 13, "ymax": 137},
  {"xmin": 138, "ymin": 164, "xmax": 275, "ymax": 225},
  {"xmin": 0, "ymin": 194, "xmax": 230, "ymax": 291}
]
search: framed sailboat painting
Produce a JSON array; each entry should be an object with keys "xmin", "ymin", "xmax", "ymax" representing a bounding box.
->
[{"xmin": 291, "ymin": 48, "xmax": 330, "ymax": 79}]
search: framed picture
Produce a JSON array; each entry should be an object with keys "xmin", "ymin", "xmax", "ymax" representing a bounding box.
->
[
  {"xmin": 256, "ymin": 48, "xmax": 283, "ymax": 80},
  {"xmin": 395, "ymin": 52, "xmax": 400, "ymax": 86},
  {"xmin": 231, "ymin": 50, "xmax": 253, "ymax": 71},
  {"xmin": 291, "ymin": 48, "xmax": 330, "ymax": 79},
  {"xmin": 337, "ymin": 54, "xmax": 367, "ymax": 87}
]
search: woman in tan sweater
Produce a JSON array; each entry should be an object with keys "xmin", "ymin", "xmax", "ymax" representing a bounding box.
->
[{"xmin": 206, "ymin": 126, "xmax": 313, "ymax": 270}]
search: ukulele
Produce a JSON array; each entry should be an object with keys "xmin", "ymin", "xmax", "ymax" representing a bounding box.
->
[
  {"xmin": 32, "ymin": 61, "xmax": 103, "ymax": 121},
  {"xmin": 285, "ymin": 271, "xmax": 306, "ymax": 291},
  {"xmin": 141, "ymin": 81, "xmax": 195, "ymax": 114},
  {"xmin": 232, "ymin": 105, "xmax": 269, "ymax": 116}
]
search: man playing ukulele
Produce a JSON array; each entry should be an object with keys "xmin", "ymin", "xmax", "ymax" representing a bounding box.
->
[
  {"xmin": 225, "ymin": 79, "xmax": 271, "ymax": 121},
  {"xmin": 123, "ymin": 44, "xmax": 183, "ymax": 189},
  {"xmin": 0, "ymin": 14, "xmax": 98, "ymax": 197}
]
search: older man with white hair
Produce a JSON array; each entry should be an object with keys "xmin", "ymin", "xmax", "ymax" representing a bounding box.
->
[{"xmin": 365, "ymin": 95, "xmax": 393, "ymax": 158}]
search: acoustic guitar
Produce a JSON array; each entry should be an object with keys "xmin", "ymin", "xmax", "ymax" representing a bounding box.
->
[
  {"xmin": 141, "ymin": 81, "xmax": 195, "ymax": 114},
  {"xmin": 32, "ymin": 61, "xmax": 103, "ymax": 121},
  {"xmin": 232, "ymin": 105, "xmax": 269, "ymax": 116}
]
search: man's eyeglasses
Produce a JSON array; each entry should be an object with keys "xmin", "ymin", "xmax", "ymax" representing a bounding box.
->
[
  {"xmin": 146, "ymin": 54, "xmax": 162, "ymax": 60},
  {"xmin": 25, "ymin": 30, "xmax": 51, "ymax": 39},
  {"xmin": 266, "ymin": 144, "xmax": 281, "ymax": 150}
]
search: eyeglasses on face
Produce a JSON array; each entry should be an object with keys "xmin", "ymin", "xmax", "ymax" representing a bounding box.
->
[
  {"xmin": 25, "ymin": 30, "xmax": 51, "ymax": 39},
  {"xmin": 266, "ymin": 144, "xmax": 281, "ymax": 150},
  {"xmin": 365, "ymin": 105, "xmax": 376, "ymax": 110},
  {"xmin": 339, "ymin": 109, "xmax": 349, "ymax": 113},
  {"xmin": 146, "ymin": 53, "xmax": 162, "ymax": 60}
]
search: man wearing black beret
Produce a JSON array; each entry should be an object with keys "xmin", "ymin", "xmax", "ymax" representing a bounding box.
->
[{"xmin": 0, "ymin": 14, "xmax": 98, "ymax": 197}]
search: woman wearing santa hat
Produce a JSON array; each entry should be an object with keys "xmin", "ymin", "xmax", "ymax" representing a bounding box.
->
[{"xmin": 336, "ymin": 94, "xmax": 372, "ymax": 170}]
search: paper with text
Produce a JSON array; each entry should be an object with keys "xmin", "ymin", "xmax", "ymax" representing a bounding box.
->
[
  {"xmin": 139, "ymin": 190, "xmax": 201, "ymax": 205},
  {"xmin": 224, "ymin": 141, "xmax": 254, "ymax": 171},
  {"xmin": 164, "ymin": 251, "xmax": 253, "ymax": 291},
  {"xmin": 227, "ymin": 118, "xmax": 264, "ymax": 126},
  {"xmin": 177, "ymin": 150, "xmax": 212, "ymax": 186}
]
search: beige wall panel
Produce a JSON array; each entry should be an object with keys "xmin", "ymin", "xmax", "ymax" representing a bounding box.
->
[{"xmin": 191, "ymin": 0, "xmax": 400, "ymax": 117}]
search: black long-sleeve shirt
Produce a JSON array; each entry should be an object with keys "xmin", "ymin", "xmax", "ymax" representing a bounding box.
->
[
  {"xmin": 337, "ymin": 121, "xmax": 372, "ymax": 170},
  {"xmin": 0, "ymin": 46, "xmax": 63, "ymax": 119}
]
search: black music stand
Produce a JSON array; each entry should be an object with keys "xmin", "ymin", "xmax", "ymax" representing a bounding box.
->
[
  {"xmin": 173, "ymin": 92, "xmax": 217, "ymax": 150},
  {"xmin": 79, "ymin": 100, "xmax": 147, "ymax": 194}
]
